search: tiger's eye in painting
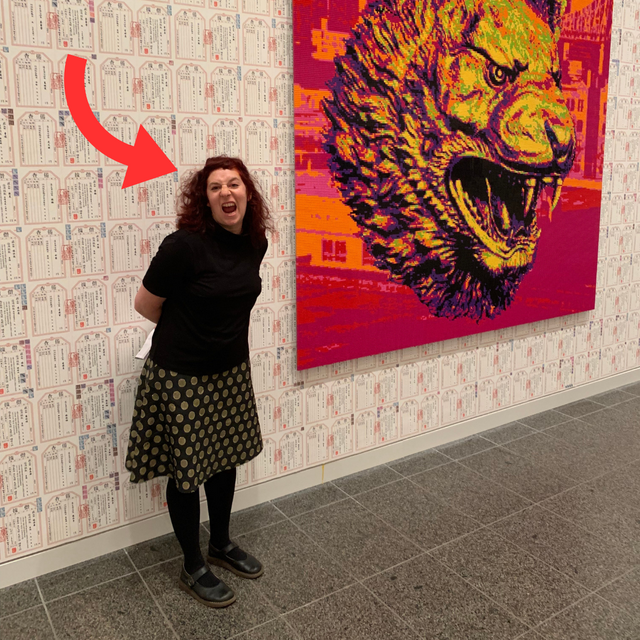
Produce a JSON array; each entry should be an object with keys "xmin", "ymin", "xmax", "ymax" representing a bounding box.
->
[{"xmin": 323, "ymin": 0, "xmax": 576, "ymax": 321}]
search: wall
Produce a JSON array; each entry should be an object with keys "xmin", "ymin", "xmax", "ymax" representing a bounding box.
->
[{"xmin": 0, "ymin": 0, "xmax": 637, "ymax": 579}]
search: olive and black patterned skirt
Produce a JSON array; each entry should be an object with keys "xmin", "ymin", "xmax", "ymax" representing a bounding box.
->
[{"xmin": 125, "ymin": 358, "xmax": 262, "ymax": 493}]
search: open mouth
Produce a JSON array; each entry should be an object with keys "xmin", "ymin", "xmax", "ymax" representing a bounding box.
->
[
  {"xmin": 221, "ymin": 202, "xmax": 237, "ymax": 214},
  {"xmin": 448, "ymin": 158, "xmax": 562, "ymax": 256}
]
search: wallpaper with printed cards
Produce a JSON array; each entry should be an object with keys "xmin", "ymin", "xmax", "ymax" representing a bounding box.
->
[{"xmin": 0, "ymin": 0, "xmax": 634, "ymax": 563}]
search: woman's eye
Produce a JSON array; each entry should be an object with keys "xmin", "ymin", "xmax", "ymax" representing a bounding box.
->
[{"xmin": 487, "ymin": 64, "xmax": 511, "ymax": 87}]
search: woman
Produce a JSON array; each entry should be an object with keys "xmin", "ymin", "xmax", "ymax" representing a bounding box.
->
[{"xmin": 126, "ymin": 156, "xmax": 271, "ymax": 608}]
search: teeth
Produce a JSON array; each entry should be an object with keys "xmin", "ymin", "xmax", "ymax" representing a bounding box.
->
[
  {"xmin": 524, "ymin": 185, "xmax": 535, "ymax": 214},
  {"xmin": 500, "ymin": 203, "xmax": 510, "ymax": 230},
  {"xmin": 524, "ymin": 178, "xmax": 537, "ymax": 188},
  {"xmin": 542, "ymin": 176, "xmax": 555, "ymax": 184},
  {"xmin": 551, "ymin": 178, "xmax": 562, "ymax": 213}
]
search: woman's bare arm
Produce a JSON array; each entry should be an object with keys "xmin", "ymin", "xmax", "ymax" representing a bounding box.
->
[{"xmin": 134, "ymin": 285, "xmax": 166, "ymax": 324}]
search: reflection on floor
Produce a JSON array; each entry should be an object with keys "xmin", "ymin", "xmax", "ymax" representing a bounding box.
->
[{"xmin": 2, "ymin": 384, "xmax": 640, "ymax": 640}]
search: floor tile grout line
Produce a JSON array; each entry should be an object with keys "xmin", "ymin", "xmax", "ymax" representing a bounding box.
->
[
  {"xmin": 353, "ymin": 576, "xmax": 424, "ymax": 639},
  {"xmin": 418, "ymin": 552, "xmax": 544, "ymax": 633},
  {"xmin": 517, "ymin": 591, "xmax": 613, "ymax": 636},
  {"xmin": 39, "ymin": 570, "xmax": 141, "ymax": 605},
  {"xmin": 0, "ymin": 603, "xmax": 45, "ymax": 623},
  {"xmin": 223, "ymin": 616, "xmax": 296, "ymax": 640},
  {"xmin": 123, "ymin": 548, "xmax": 181, "ymax": 640},
  {"xmin": 34, "ymin": 578, "xmax": 60, "ymax": 640}
]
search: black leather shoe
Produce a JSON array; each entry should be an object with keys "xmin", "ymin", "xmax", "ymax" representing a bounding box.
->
[
  {"xmin": 178, "ymin": 564, "xmax": 236, "ymax": 608},
  {"xmin": 207, "ymin": 541, "xmax": 264, "ymax": 579}
]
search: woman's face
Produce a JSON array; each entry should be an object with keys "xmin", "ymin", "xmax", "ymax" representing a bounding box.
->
[{"xmin": 206, "ymin": 168, "xmax": 249, "ymax": 235}]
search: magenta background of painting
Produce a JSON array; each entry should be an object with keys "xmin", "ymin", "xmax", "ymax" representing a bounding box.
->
[
  {"xmin": 297, "ymin": 189, "xmax": 599, "ymax": 369},
  {"xmin": 294, "ymin": 2, "xmax": 606, "ymax": 370}
]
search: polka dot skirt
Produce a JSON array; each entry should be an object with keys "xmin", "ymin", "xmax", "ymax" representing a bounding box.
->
[{"xmin": 125, "ymin": 358, "xmax": 262, "ymax": 493}]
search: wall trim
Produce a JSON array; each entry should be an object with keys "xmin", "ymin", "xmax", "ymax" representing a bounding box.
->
[{"xmin": 2, "ymin": 368, "xmax": 639, "ymax": 589}]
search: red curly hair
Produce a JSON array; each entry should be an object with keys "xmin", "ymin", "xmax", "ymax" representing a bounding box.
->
[{"xmin": 176, "ymin": 156, "xmax": 272, "ymax": 247}]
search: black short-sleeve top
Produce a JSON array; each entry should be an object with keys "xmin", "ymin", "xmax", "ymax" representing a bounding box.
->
[{"xmin": 143, "ymin": 226, "xmax": 268, "ymax": 375}]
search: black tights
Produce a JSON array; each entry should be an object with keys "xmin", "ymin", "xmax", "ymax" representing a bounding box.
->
[{"xmin": 166, "ymin": 467, "xmax": 236, "ymax": 574}]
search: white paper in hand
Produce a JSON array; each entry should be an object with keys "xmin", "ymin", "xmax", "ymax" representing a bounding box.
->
[{"xmin": 136, "ymin": 328, "xmax": 154, "ymax": 360}]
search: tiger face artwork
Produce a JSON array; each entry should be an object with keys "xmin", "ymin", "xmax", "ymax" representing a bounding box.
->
[{"xmin": 323, "ymin": 0, "xmax": 576, "ymax": 320}]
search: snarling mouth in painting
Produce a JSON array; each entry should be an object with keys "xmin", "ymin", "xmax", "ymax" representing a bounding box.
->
[{"xmin": 449, "ymin": 157, "xmax": 562, "ymax": 259}]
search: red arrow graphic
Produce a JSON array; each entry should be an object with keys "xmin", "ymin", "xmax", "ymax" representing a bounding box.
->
[{"xmin": 64, "ymin": 55, "xmax": 177, "ymax": 189}]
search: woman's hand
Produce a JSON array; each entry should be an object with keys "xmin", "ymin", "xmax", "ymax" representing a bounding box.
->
[{"xmin": 134, "ymin": 285, "xmax": 166, "ymax": 324}]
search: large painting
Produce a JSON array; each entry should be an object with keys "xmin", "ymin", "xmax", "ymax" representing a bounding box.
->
[{"xmin": 295, "ymin": 0, "xmax": 612, "ymax": 369}]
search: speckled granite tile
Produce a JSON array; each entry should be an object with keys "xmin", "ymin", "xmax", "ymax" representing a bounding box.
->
[
  {"xmin": 272, "ymin": 483, "xmax": 347, "ymax": 517},
  {"xmin": 591, "ymin": 460, "xmax": 640, "ymax": 511},
  {"xmin": 38, "ymin": 550, "xmax": 135, "ymax": 602},
  {"xmin": 234, "ymin": 520, "xmax": 354, "ymax": 614},
  {"xmin": 597, "ymin": 568, "xmax": 640, "ymax": 620},
  {"xmin": 501, "ymin": 432, "xmax": 616, "ymax": 482},
  {"xmin": 332, "ymin": 465, "xmax": 402, "ymax": 496},
  {"xmin": 364, "ymin": 553, "xmax": 527, "ymax": 639},
  {"xmin": 0, "ymin": 606, "xmax": 55, "ymax": 640},
  {"xmin": 126, "ymin": 524, "xmax": 209, "ymax": 570},
  {"xmin": 555, "ymin": 400, "xmax": 605, "ymax": 418},
  {"xmin": 387, "ymin": 449, "xmax": 451, "ymax": 476},
  {"xmin": 0, "ymin": 579, "xmax": 41, "ymax": 619},
  {"xmin": 411, "ymin": 462, "xmax": 531, "ymax": 524},
  {"xmin": 233, "ymin": 618, "xmax": 302, "ymax": 640},
  {"xmin": 355, "ymin": 478, "xmax": 478, "ymax": 550},
  {"xmin": 292, "ymin": 497, "xmax": 421, "ymax": 579},
  {"xmin": 436, "ymin": 435, "xmax": 495, "ymax": 459},
  {"xmin": 518, "ymin": 410, "xmax": 571, "ymax": 430},
  {"xmin": 536, "ymin": 594, "xmax": 640, "ymax": 640},
  {"xmin": 284, "ymin": 583, "xmax": 418, "ymax": 640},
  {"xmin": 491, "ymin": 506, "xmax": 632, "ymax": 590},
  {"xmin": 47, "ymin": 573, "xmax": 173, "ymax": 640},
  {"xmin": 460, "ymin": 447, "xmax": 575, "ymax": 502},
  {"xmin": 590, "ymin": 389, "xmax": 636, "ymax": 406},
  {"xmin": 431, "ymin": 528, "xmax": 588, "ymax": 626},
  {"xmin": 141, "ymin": 557, "xmax": 278, "ymax": 639},
  {"xmin": 541, "ymin": 485, "xmax": 640, "ymax": 560},
  {"xmin": 481, "ymin": 422, "xmax": 537, "ymax": 445},
  {"xmin": 227, "ymin": 503, "xmax": 286, "ymax": 537}
]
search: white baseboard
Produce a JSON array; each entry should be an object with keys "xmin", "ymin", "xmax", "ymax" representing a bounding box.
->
[{"xmin": 2, "ymin": 368, "xmax": 639, "ymax": 589}]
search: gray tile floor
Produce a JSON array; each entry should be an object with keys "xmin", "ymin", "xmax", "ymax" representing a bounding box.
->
[{"xmin": 3, "ymin": 383, "xmax": 640, "ymax": 639}]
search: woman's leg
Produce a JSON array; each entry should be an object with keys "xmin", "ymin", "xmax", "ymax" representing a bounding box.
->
[
  {"xmin": 203, "ymin": 467, "xmax": 237, "ymax": 549},
  {"xmin": 166, "ymin": 477, "xmax": 219, "ymax": 585},
  {"xmin": 204, "ymin": 467, "xmax": 264, "ymax": 577}
]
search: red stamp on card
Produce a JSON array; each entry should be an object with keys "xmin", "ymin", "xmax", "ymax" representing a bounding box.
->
[
  {"xmin": 204, "ymin": 29, "xmax": 212, "ymax": 44},
  {"xmin": 131, "ymin": 22, "xmax": 140, "ymax": 37},
  {"xmin": 65, "ymin": 299, "xmax": 76, "ymax": 314},
  {"xmin": 76, "ymin": 454, "xmax": 86, "ymax": 470},
  {"xmin": 52, "ymin": 73, "xmax": 62, "ymax": 89},
  {"xmin": 54, "ymin": 132, "xmax": 66, "ymax": 148},
  {"xmin": 137, "ymin": 187, "xmax": 148, "ymax": 203},
  {"xmin": 58, "ymin": 189, "xmax": 69, "ymax": 205},
  {"xmin": 47, "ymin": 12, "xmax": 59, "ymax": 28}
]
